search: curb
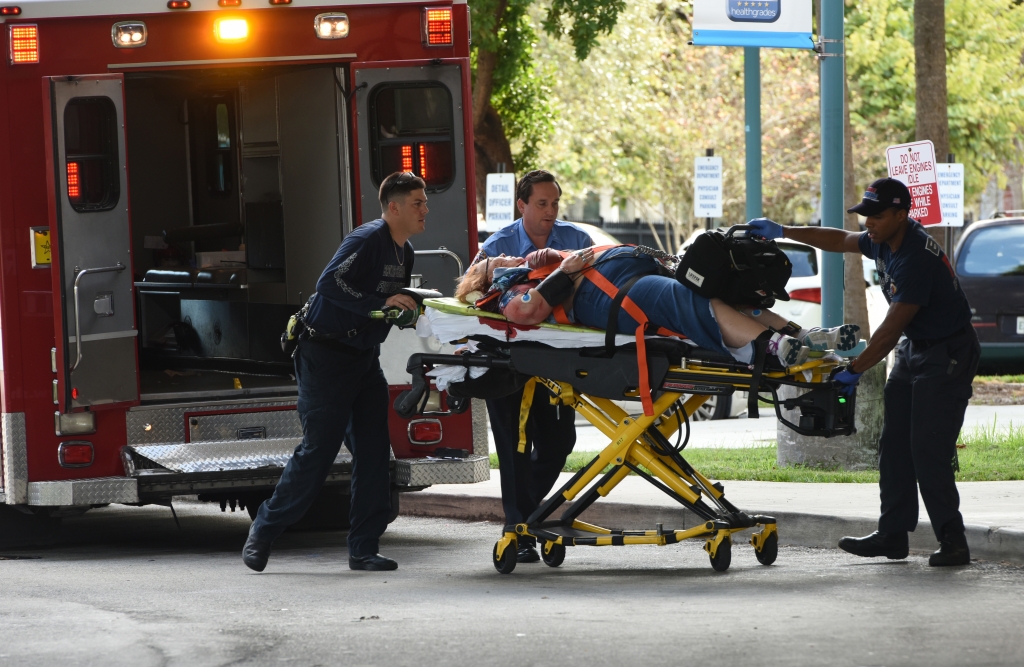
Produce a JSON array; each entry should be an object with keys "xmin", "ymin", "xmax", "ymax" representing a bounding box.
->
[{"xmin": 401, "ymin": 492, "xmax": 1024, "ymax": 566}]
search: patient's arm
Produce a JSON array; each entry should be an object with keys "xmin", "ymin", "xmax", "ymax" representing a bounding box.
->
[{"xmin": 502, "ymin": 288, "xmax": 553, "ymax": 325}]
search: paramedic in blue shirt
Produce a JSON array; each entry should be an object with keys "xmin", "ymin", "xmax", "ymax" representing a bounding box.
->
[
  {"xmin": 472, "ymin": 170, "xmax": 593, "ymax": 563},
  {"xmin": 243, "ymin": 172, "xmax": 427, "ymax": 573},
  {"xmin": 748, "ymin": 177, "xmax": 978, "ymax": 567}
]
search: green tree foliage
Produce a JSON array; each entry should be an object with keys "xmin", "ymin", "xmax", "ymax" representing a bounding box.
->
[
  {"xmin": 469, "ymin": 0, "xmax": 624, "ymax": 182},
  {"xmin": 845, "ymin": 0, "xmax": 1024, "ymax": 197},
  {"xmin": 533, "ymin": 0, "xmax": 821, "ymax": 235}
]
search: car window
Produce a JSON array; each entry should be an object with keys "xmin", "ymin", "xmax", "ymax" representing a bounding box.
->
[
  {"xmin": 957, "ymin": 224, "xmax": 1024, "ymax": 276},
  {"xmin": 778, "ymin": 243, "xmax": 818, "ymax": 277}
]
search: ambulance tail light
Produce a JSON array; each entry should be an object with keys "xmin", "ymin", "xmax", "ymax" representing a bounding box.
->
[
  {"xmin": 314, "ymin": 13, "xmax": 348, "ymax": 39},
  {"xmin": 8, "ymin": 24, "xmax": 38, "ymax": 64},
  {"xmin": 408, "ymin": 419, "xmax": 442, "ymax": 445},
  {"xmin": 58, "ymin": 441, "xmax": 94, "ymax": 467},
  {"xmin": 789, "ymin": 287, "xmax": 821, "ymax": 304},
  {"xmin": 55, "ymin": 412, "xmax": 97, "ymax": 437},
  {"xmin": 422, "ymin": 7, "xmax": 452, "ymax": 47},
  {"xmin": 167, "ymin": 0, "xmax": 191, "ymax": 8},
  {"xmin": 218, "ymin": 0, "xmax": 241, "ymax": 6},
  {"xmin": 269, "ymin": 0, "xmax": 292, "ymax": 4},
  {"xmin": 67, "ymin": 162, "xmax": 81, "ymax": 200},
  {"xmin": 213, "ymin": 17, "xmax": 248, "ymax": 42},
  {"xmin": 0, "ymin": 7, "xmax": 22, "ymax": 15}
]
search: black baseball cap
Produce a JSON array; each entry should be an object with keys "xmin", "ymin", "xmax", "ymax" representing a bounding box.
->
[{"xmin": 847, "ymin": 177, "xmax": 912, "ymax": 216}]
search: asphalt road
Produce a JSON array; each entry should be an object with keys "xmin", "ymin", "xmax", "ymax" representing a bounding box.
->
[{"xmin": 2, "ymin": 502, "xmax": 1023, "ymax": 667}]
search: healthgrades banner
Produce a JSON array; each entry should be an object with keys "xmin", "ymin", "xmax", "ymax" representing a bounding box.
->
[{"xmin": 691, "ymin": 0, "xmax": 814, "ymax": 50}]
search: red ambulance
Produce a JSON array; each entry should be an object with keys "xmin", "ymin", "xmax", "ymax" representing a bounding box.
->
[{"xmin": 0, "ymin": 0, "xmax": 487, "ymax": 527}]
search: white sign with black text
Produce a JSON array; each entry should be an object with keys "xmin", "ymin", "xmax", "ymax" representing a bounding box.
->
[
  {"xmin": 935, "ymin": 163, "xmax": 965, "ymax": 227},
  {"xmin": 693, "ymin": 156, "xmax": 723, "ymax": 219},
  {"xmin": 485, "ymin": 172, "xmax": 517, "ymax": 230}
]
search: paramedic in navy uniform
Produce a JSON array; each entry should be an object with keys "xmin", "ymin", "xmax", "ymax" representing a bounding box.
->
[
  {"xmin": 471, "ymin": 170, "xmax": 593, "ymax": 563},
  {"xmin": 243, "ymin": 172, "xmax": 427, "ymax": 573},
  {"xmin": 749, "ymin": 177, "xmax": 979, "ymax": 566}
]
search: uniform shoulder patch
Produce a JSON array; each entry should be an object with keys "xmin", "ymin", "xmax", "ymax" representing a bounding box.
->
[{"xmin": 924, "ymin": 235, "xmax": 941, "ymax": 257}]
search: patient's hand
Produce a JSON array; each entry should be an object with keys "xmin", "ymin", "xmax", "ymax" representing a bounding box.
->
[{"xmin": 560, "ymin": 247, "xmax": 594, "ymax": 274}]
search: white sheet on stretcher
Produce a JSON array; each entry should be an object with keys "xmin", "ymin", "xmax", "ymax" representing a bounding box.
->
[{"xmin": 416, "ymin": 301, "xmax": 699, "ymax": 350}]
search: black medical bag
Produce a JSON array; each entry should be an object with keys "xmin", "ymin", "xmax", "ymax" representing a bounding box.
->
[{"xmin": 675, "ymin": 224, "xmax": 792, "ymax": 308}]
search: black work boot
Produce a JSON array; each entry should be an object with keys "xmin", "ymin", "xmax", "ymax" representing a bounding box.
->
[
  {"xmin": 242, "ymin": 526, "xmax": 272, "ymax": 572},
  {"xmin": 929, "ymin": 526, "xmax": 971, "ymax": 567},
  {"xmin": 517, "ymin": 544, "xmax": 540, "ymax": 563},
  {"xmin": 838, "ymin": 530, "xmax": 909, "ymax": 559}
]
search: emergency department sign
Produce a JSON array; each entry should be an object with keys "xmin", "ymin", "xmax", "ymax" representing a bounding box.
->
[
  {"xmin": 935, "ymin": 163, "xmax": 965, "ymax": 227},
  {"xmin": 694, "ymin": 156, "xmax": 723, "ymax": 218},
  {"xmin": 691, "ymin": 0, "xmax": 814, "ymax": 50},
  {"xmin": 885, "ymin": 140, "xmax": 943, "ymax": 226},
  {"xmin": 485, "ymin": 172, "xmax": 516, "ymax": 230}
]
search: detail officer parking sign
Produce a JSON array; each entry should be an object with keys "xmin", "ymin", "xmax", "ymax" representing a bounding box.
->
[
  {"xmin": 485, "ymin": 172, "xmax": 516, "ymax": 230},
  {"xmin": 885, "ymin": 140, "xmax": 943, "ymax": 225}
]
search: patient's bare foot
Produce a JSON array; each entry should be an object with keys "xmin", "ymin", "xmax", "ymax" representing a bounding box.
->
[
  {"xmin": 768, "ymin": 333, "xmax": 808, "ymax": 367},
  {"xmin": 801, "ymin": 324, "xmax": 860, "ymax": 351}
]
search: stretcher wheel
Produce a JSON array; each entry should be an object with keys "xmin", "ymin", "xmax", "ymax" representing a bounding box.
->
[
  {"xmin": 709, "ymin": 536, "xmax": 732, "ymax": 572},
  {"xmin": 755, "ymin": 532, "xmax": 778, "ymax": 566},
  {"xmin": 541, "ymin": 541, "xmax": 566, "ymax": 568},
  {"xmin": 493, "ymin": 540, "xmax": 518, "ymax": 574}
]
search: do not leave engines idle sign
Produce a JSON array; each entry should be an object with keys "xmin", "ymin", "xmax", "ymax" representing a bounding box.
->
[{"xmin": 885, "ymin": 140, "xmax": 943, "ymax": 225}]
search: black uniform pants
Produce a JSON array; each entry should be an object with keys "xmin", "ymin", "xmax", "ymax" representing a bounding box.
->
[
  {"xmin": 252, "ymin": 338, "xmax": 392, "ymax": 557},
  {"xmin": 877, "ymin": 330, "xmax": 980, "ymax": 540},
  {"xmin": 487, "ymin": 386, "xmax": 577, "ymax": 536}
]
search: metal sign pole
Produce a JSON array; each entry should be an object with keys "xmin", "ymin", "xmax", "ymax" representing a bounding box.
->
[
  {"xmin": 705, "ymin": 147, "xmax": 714, "ymax": 230},
  {"xmin": 745, "ymin": 47, "xmax": 763, "ymax": 221},
  {"xmin": 819, "ymin": 0, "xmax": 845, "ymax": 328}
]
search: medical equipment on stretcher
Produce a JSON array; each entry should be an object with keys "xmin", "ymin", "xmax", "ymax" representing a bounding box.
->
[{"xmin": 394, "ymin": 298, "xmax": 857, "ymax": 574}]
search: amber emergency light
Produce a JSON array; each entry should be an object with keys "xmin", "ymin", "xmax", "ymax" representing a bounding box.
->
[
  {"xmin": 214, "ymin": 17, "xmax": 248, "ymax": 42},
  {"xmin": 422, "ymin": 7, "xmax": 452, "ymax": 47},
  {"xmin": 8, "ymin": 24, "xmax": 38, "ymax": 64}
]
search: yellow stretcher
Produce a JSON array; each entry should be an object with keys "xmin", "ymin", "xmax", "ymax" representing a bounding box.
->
[{"xmin": 395, "ymin": 297, "xmax": 856, "ymax": 574}]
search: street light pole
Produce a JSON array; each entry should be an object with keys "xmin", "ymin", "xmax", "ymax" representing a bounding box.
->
[
  {"xmin": 745, "ymin": 47, "xmax": 763, "ymax": 221},
  {"xmin": 819, "ymin": 0, "xmax": 845, "ymax": 328}
]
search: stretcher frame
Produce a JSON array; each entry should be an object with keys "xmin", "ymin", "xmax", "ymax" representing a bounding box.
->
[{"xmin": 397, "ymin": 305, "xmax": 856, "ymax": 574}]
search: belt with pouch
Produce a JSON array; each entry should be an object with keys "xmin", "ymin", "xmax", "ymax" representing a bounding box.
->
[{"xmin": 301, "ymin": 329, "xmax": 367, "ymax": 355}]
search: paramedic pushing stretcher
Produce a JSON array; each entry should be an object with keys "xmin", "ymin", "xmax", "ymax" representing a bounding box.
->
[
  {"xmin": 472, "ymin": 170, "xmax": 593, "ymax": 564},
  {"xmin": 749, "ymin": 177, "xmax": 979, "ymax": 567},
  {"xmin": 243, "ymin": 172, "xmax": 427, "ymax": 573}
]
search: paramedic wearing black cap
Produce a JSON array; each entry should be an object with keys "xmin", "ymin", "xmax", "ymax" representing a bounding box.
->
[
  {"xmin": 242, "ymin": 172, "xmax": 427, "ymax": 573},
  {"xmin": 748, "ymin": 177, "xmax": 978, "ymax": 567}
]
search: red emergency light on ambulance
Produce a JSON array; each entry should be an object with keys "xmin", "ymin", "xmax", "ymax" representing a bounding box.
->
[{"xmin": 0, "ymin": 0, "xmax": 486, "ymax": 525}]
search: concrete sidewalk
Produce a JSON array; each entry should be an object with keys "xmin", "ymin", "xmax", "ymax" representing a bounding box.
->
[{"xmin": 403, "ymin": 470, "xmax": 1024, "ymax": 565}]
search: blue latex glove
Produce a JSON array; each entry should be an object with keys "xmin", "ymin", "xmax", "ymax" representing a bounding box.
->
[
  {"xmin": 747, "ymin": 217, "xmax": 784, "ymax": 240},
  {"xmin": 833, "ymin": 369, "xmax": 862, "ymax": 396}
]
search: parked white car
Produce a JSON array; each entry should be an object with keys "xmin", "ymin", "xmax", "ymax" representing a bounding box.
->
[{"xmin": 770, "ymin": 239, "xmax": 889, "ymax": 336}]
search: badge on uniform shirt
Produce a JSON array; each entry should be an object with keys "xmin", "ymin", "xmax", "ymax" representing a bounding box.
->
[{"xmin": 890, "ymin": 281, "xmax": 898, "ymax": 296}]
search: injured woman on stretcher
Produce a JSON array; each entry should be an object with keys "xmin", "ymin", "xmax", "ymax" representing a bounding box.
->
[{"xmin": 455, "ymin": 245, "xmax": 860, "ymax": 368}]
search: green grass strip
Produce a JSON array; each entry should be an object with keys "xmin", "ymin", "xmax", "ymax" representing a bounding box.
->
[{"xmin": 487, "ymin": 418, "xmax": 1024, "ymax": 483}]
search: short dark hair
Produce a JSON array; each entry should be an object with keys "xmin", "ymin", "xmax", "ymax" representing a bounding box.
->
[
  {"xmin": 379, "ymin": 171, "xmax": 426, "ymax": 209},
  {"xmin": 516, "ymin": 170, "xmax": 561, "ymax": 204}
]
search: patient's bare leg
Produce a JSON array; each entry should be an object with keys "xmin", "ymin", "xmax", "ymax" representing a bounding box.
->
[
  {"xmin": 735, "ymin": 307, "xmax": 793, "ymax": 332},
  {"xmin": 710, "ymin": 300, "xmax": 768, "ymax": 348},
  {"xmin": 710, "ymin": 299, "xmax": 808, "ymax": 365}
]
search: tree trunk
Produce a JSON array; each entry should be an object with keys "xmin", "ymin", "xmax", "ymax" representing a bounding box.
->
[
  {"xmin": 844, "ymin": 76, "xmax": 871, "ymax": 339},
  {"xmin": 914, "ymin": 0, "xmax": 949, "ymax": 246},
  {"xmin": 471, "ymin": 2, "xmax": 516, "ymax": 212}
]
